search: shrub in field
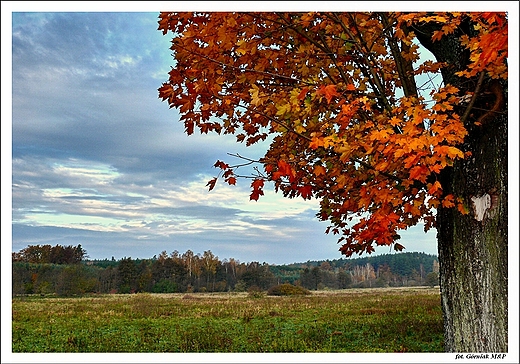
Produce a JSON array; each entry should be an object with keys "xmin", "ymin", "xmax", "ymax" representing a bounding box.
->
[
  {"xmin": 247, "ymin": 285, "xmax": 265, "ymax": 298},
  {"xmin": 267, "ymin": 283, "xmax": 310, "ymax": 296}
]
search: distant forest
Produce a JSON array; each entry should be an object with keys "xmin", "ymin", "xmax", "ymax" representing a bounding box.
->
[{"xmin": 12, "ymin": 244, "xmax": 439, "ymax": 296}]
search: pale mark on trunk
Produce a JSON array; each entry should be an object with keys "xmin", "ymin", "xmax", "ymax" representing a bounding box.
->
[{"xmin": 471, "ymin": 194, "xmax": 491, "ymax": 221}]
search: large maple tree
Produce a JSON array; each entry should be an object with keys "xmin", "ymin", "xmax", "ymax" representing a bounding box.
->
[{"xmin": 158, "ymin": 12, "xmax": 508, "ymax": 352}]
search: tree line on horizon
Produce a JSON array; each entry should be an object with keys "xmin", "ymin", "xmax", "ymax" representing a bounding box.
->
[{"xmin": 12, "ymin": 244, "xmax": 439, "ymax": 296}]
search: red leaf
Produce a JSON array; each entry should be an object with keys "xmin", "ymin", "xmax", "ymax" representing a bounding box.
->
[
  {"xmin": 250, "ymin": 178, "xmax": 265, "ymax": 201},
  {"xmin": 250, "ymin": 189, "xmax": 264, "ymax": 201},
  {"xmin": 251, "ymin": 178, "xmax": 264, "ymax": 190},
  {"xmin": 298, "ymin": 185, "xmax": 313, "ymax": 199},
  {"xmin": 214, "ymin": 160, "xmax": 230, "ymax": 169},
  {"xmin": 393, "ymin": 243, "xmax": 405, "ymax": 252},
  {"xmin": 206, "ymin": 178, "xmax": 217, "ymax": 191}
]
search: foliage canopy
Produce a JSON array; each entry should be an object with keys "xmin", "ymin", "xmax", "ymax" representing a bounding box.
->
[{"xmin": 158, "ymin": 12, "xmax": 507, "ymax": 256}]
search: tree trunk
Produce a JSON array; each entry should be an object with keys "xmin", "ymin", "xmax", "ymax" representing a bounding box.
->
[
  {"xmin": 414, "ymin": 19, "xmax": 508, "ymax": 352},
  {"xmin": 437, "ymin": 110, "xmax": 508, "ymax": 352}
]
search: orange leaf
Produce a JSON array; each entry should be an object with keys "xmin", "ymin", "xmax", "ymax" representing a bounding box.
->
[
  {"xmin": 442, "ymin": 194, "xmax": 455, "ymax": 208},
  {"xmin": 409, "ymin": 165, "xmax": 429, "ymax": 182},
  {"xmin": 309, "ymin": 136, "xmax": 324, "ymax": 150},
  {"xmin": 313, "ymin": 165, "xmax": 327, "ymax": 176},
  {"xmin": 428, "ymin": 181, "xmax": 442, "ymax": 195},
  {"xmin": 429, "ymin": 163, "xmax": 443, "ymax": 174},
  {"xmin": 389, "ymin": 116, "xmax": 401, "ymax": 127},
  {"xmin": 432, "ymin": 30, "xmax": 444, "ymax": 42},
  {"xmin": 316, "ymin": 84, "xmax": 340, "ymax": 104},
  {"xmin": 277, "ymin": 160, "xmax": 293, "ymax": 177},
  {"xmin": 346, "ymin": 83, "xmax": 356, "ymax": 91},
  {"xmin": 298, "ymin": 87, "xmax": 309, "ymax": 101},
  {"xmin": 457, "ymin": 201, "xmax": 469, "ymax": 215}
]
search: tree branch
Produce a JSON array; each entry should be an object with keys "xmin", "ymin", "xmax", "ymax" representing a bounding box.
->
[
  {"xmin": 379, "ymin": 13, "xmax": 418, "ymax": 98},
  {"xmin": 460, "ymin": 71, "xmax": 486, "ymax": 125}
]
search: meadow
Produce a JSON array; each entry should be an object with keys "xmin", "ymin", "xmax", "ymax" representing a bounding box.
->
[{"xmin": 12, "ymin": 287, "xmax": 444, "ymax": 353}]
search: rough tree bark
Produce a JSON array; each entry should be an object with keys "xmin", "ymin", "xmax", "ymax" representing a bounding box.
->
[{"xmin": 414, "ymin": 19, "xmax": 508, "ymax": 352}]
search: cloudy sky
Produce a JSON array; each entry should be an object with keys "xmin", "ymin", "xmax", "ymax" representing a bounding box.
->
[{"xmin": 3, "ymin": 3, "xmax": 516, "ymax": 266}]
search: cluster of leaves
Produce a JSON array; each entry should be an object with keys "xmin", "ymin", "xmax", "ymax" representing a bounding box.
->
[
  {"xmin": 158, "ymin": 12, "xmax": 507, "ymax": 256},
  {"xmin": 399, "ymin": 13, "xmax": 508, "ymax": 79}
]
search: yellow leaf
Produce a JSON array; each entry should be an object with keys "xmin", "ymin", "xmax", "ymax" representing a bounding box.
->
[
  {"xmin": 235, "ymin": 39, "xmax": 248, "ymax": 55},
  {"xmin": 275, "ymin": 103, "xmax": 290, "ymax": 117},
  {"xmin": 447, "ymin": 146, "xmax": 464, "ymax": 159},
  {"xmin": 249, "ymin": 84, "xmax": 262, "ymax": 106},
  {"xmin": 295, "ymin": 124, "xmax": 306, "ymax": 134}
]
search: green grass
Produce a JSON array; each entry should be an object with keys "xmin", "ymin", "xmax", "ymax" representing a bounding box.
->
[{"xmin": 12, "ymin": 287, "xmax": 444, "ymax": 353}]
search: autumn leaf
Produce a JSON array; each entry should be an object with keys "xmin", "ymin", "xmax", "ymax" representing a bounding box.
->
[
  {"xmin": 158, "ymin": 83, "xmax": 174, "ymax": 101},
  {"xmin": 313, "ymin": 165, "xmax": 327, "ymax": 176},
  {"xmin": 316, "ymin": 84, "xmax": 340, "ymax": 104},
  {"xmin": 298, "ymin": 87, "xmax": 309, "ymax": 101},
  {"xmin": 206, "ymin": 177, "xmax": 217, "ymax": 192},
  {"xmin": 250, "ymin": 178, "xmax": 264, "ymax": 201},
  {"xmin": 214, "ymin": 160, "xmax": 230, "ymax": 170},
  {"xmin": 345, "ymin": 83, "xmax": 356, "ymax": 91},
  {"xmin": 250, "ymin": 190, "xmax": 263, "ymax": 201},
  {"xmin": 442, "ymin": 194, "xmax": 456, "ymax": 208},
  {"xmin": 409, "ymin": 165, "xmax": 429, "ymax": 182},
  {"xmin": 251, "ymin": 178, "xmax": 264, "ymax": 190},
  {"xmin": 249, "ymin": 84, "xmax": 263, "ymax": 106},
  {"xmin": 226, "ymin": 176, "xmax": 237, "ymax": 185},
  {"xmin": 393, "ymin": 242, "xmax": 405, "ymax": 252},
  {"xmin": 298, "ymin": 185, "xmax": 313, "ymax": 199},
  {"xmin": 309, "ymin": 136, "xmax": 324, "ymax": 150},
  {"xmin": 428, "ymin": 180, "xmax": 442, "ymax": 195},
  {"xmin": 457, "ymin": 201, "xmax": 469, "ymax": 215}
]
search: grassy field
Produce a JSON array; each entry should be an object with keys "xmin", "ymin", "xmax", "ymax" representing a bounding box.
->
[{"xmin": 12, "ymin": 287, "xmax": 444, "ymax": 353}]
